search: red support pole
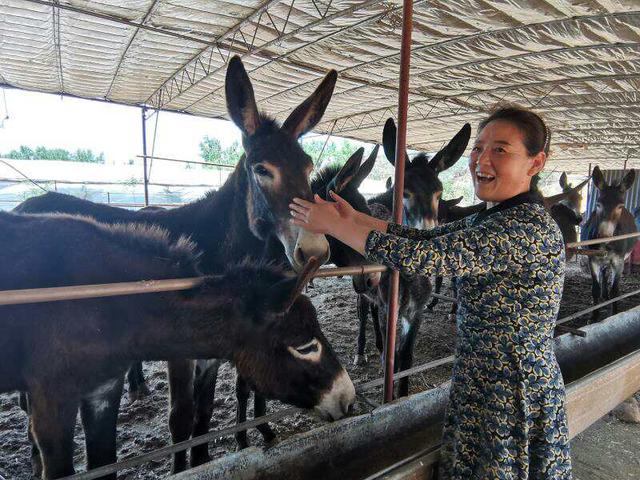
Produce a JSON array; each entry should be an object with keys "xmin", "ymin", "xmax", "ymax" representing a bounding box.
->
[{"xmin": 383, "ymin": 0, "xmax": 413, "ymax": 404}]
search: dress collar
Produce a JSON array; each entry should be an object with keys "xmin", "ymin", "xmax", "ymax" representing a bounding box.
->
[{"xmin": 472, "ymin": 189, "xmax": 544, "ymax": 226}]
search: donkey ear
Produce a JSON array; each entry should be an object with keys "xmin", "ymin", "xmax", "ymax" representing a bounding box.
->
[
  {"xmin": 385, "ymin": 176, "xmax": 393, "ymax": 190},
  {"xmin": 592, "ymin": 166, "xmax": 606, "ymax": 190},
  {"xmin": 382, "ymin": 118, "xmax": 410, "ymax": 167},
  {"xmin": 620, "ymin": 169, "xmax": 636, "ymax": 192},
  {"xmin": 267, "ymin": 258, "xmax": 320, "ymax": 314},
  {"xmin": 351, "ymin": 144, "xmax": 379, "ymax": 189},
  {"xmin": 225, "ymin": 56, "xmax": 260, "ymax": 137},
  {"xmin": 282, "ymin": 70, "xmax": 337, "ymax": 139},
  {"xmin": 334, "ymin": 148, "xmax": 364, "ymax": 193},
  {"xmin": 446, "ymin": 196, "xmax": 464, "ymax": 207},
  {"xmin": 428, "ymin": 123, "xmax": 471, "ymax": 173},
  {"xmin": 559, "ymin": 172, "xmax": 568, "ymax": 189}
]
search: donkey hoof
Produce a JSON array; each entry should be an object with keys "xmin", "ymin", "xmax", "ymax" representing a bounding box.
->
[{"xmin": 353, "ymin": 354, "xmax": 367, "ymax": 366}]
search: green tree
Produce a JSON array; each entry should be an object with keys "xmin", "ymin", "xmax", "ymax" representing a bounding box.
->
[
  {"xmin": 199, "ymin": 136, "xmax": 243, "ymax": 168},
  {"xmin": 199, "ymin": 136, "xmax": 223, "ymax": 167},
  {"xmin": 221, "ymin": 140, "xmax": 243, "ymax": 166},
  {"xmin": 4, "ymin": 145, "xmax": 104, "ymax": 162}
]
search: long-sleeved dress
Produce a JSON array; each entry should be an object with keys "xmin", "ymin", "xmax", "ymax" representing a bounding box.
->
[{"xmin": 364, "ymin": 191, "xmax": 572, "ymax": 480}]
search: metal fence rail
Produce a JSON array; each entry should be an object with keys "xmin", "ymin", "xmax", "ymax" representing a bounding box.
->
[
  {"xmin": 2, "ymin": 233, "xmax": 637, "ymax": 307},
  {"xmin": 2, "ymin": 230, "xmax": 638, "ymax": 479}
]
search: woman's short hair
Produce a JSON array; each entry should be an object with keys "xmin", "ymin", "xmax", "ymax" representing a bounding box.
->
[{"xmin": 478, "ymin": 104, "xmax": 550, "ymax": 157}]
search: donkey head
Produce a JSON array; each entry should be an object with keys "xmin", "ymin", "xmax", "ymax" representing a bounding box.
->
[
  {"xmin": 382, "ymin": 118, "xmax": 471, "ymax": 229},
  {"xmin": 229, "ymin": 259, "xmax": 355, "ymax": 421},
  {"xmin": 312, "ymin": 146, "xmax": 380, "ymax": 293},
  {"xmin": 559, "ymin": 172, "xmax": 585, "ymax": 215},
  {"xmin": 225, "ymin": 56, "xmax": 334, "ymax": 270},
  {"xmin": 592, "ymin": 166, "xmax": 636, "ymax": 238}
]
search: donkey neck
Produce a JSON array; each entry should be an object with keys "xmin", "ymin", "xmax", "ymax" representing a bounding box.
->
[
  {"xmin": 132, "ymin": 293, "xmax": 241, "ymax": 361},
  {"xmin": 143, "ymin": 161, "xmax": 266, "ymax": 273}
]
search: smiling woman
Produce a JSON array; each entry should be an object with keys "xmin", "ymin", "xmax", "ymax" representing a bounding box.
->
[{"xmin": 290, "ymin": 104, "xmax": 572, "ymax": 480}]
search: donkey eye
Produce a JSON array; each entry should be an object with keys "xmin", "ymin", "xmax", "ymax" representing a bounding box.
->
[
  {"xmin": 296, "ymin": 343, "xmax": 318, "ymax": 355},
  {"xmin": 253, "ymin": 164, "xmax": 273, "ymax": 178},
  {"xmin": 288, "ymin": 338, "xmax": 322, "ymax": 362}
]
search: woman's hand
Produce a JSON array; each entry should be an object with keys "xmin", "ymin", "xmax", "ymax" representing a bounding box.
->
[
  {"xmin": 291, "ymin": 191, "xmax": 384, "ymax": 255},
  {"xmin": 290, "ymin": 192, "xmax": 349, "ymax": 235}
]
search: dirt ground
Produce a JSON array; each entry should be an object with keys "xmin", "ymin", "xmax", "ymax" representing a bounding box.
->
[{"xmin": 1, "ymin": 262, "xmax": 639, "ymax": 479}]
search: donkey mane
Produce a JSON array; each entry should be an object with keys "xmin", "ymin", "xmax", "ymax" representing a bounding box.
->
[
  {"xmin": 252, "ymin": 116, "xmax": 282, "ymax": 136},
  {"xmin": 7, "ymin": 212, "xmax": 201, "ymax": 271},
  {"xmin": 211, "ymin": 258, "xmax": 289, "ymax": 292},
  {"xmin": 312, "ymin": 163, "xmax": 344, "ymax": 191}
]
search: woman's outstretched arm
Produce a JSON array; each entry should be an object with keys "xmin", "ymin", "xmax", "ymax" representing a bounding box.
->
[{"xmin": 290, "ymin": 192, "xmax": 501, "ymax": 278}]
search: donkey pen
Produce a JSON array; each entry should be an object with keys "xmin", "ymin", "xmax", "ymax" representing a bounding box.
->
[{"xmin": 2, "ymin": 1, "xmax": 640, "ymax": 480}]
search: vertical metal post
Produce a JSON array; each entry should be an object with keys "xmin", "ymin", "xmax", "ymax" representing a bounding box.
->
[
  {"xmin": 383, "ymin": 0, "xmax": 413, "ymax": 404},
  {"xmin": 141, "ymin": 106, "xmax": 150, "ymax": 206}
]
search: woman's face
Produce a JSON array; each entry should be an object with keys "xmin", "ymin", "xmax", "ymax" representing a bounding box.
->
[{"xmin": 469, "ymin": 120, "xmax": 545, "ymax": 203}]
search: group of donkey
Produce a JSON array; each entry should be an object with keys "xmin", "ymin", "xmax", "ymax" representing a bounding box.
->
[
  {"xmin": 2, "ymin": 53, "xmax": 638, "ymax": 479},
  {"xmin": 4, "ymin": 56, "xmax": 354, "ymax": 479}
]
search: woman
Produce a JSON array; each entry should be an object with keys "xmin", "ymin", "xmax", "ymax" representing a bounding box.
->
[{"xmin": 290, "ymin": 105, "xmax": 572, "ymax": 479}]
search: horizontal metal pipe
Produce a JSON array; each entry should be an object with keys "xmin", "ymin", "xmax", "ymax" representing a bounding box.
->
[
  {"xmin": 0, "ymin": 176, "xmax": 215, "ymax": 189},
  {"xmin": 0, "ymin": 266, "xmax": 387, "ymax": 306},
  {"xmin": 430, "ymin": 292, "xmax": 456, "ymax": 303},
  {"xmin": 0, "ymin": 278, "xmax": 204, "ymax": 306},
  {"xmin": 313, "ymin": 264, "xmax": 387, "ymax": 278},
  {"xmin": 136, "ymin": 155, "xmax": 236, "ymax": 169},
  {"xmin": 556, "ymin": 286, "xmax": 640, "ymax": 326},
  {"xmin": 566, "ymin": 248, "xmax": 606, "ymax": 257},
  {"xmin": 566, "ymin": 231, "xmax": 640, "ymax": 248}
]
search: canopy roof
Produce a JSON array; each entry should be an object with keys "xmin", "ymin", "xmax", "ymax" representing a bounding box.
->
[{"xmin": 2, "ymin": 0, "xmax": 639, "ymax": 173}]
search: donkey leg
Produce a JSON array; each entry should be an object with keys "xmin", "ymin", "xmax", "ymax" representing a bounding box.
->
[
  {"xmin": 355, "ymin": 294, "xmax": 370, "ymax": 366},
  {"xmin": 167, "ymin": 359, "xmax": 195, "ymax": 474},
  {"xmin": 371, "ymin": 303, "xmax": 383, "ymax": 354},
  {"xmin": 29, "ymin": 390, "xmax": 78, "ymax": 479},
  {"xmin": 589, "ymin": 260, "xmax": 603, "ymax": 323},
  {"xmin": 20, "ymin": 392, "xmax": 43, "ymax": 477},
  {"xmin": 234, "ymin": 375, "xmax": 251, "ymax": 450},
  {"xmin": 397, "ymin": 315, "xmax": 423, "ymax": 398},
  {"xmin": 449, "ymin": 277, "xmax": 458, "ymax": 321},
  {"xmin": 80, "ymin": 377, "xmax": 124, "ymax": 480},
  {"xmin": 254, "ymin": 393, "xmax": 276, "ymax": 444},
  {"xmin": 427, "ymin": 276, "xmax": 442, "ymax": 310},
  {"xmin": 610, "ymin": 258, "xmax": 625, "ymax": 315},
  {"xmin": 126, "ymin": 362, "xmax": 150, "ymax": 403},
  {"xmin": 191, "ymin": 359, "xmax": 221, "ymax": 467}
]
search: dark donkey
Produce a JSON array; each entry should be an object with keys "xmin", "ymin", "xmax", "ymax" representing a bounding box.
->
[
  {"xmin": 232, "ymin": 146, "xmax": 381, "ymax": 450},
  {"xmin": 14, "ymin": 55, "xmax": 335, "ymax": 474},
  {"xmin": 355, "ymin": 119, "xmax": 472, "ymax": 397},
  {"xmin": 582, "ymin": 166, "xmax": 637, "ymax": 321},
  {"xmin": 0, "ymin": 211, "xmax": 354, "ymax": 480},
  {"xmin": 432, "ymin": 175, "xmax": 591, "ymax": 315}
]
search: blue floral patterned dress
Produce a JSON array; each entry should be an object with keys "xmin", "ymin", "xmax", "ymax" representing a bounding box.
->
[{"xmin": 364, "ymin": 191, "xmax": 572, "ymax": 480}]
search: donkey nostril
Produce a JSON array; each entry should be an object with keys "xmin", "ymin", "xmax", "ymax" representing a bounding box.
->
[
  {"xmin": 294, "ymin": 247, "xmax": 306, "ymax": 266},
  {"xmin": 346, "ymin": 402, "xmax": 355, "ymax": 415}
]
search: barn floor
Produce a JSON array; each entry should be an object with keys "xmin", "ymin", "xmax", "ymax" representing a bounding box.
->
[{"xmin": 1, "ymin": 263, "xmax": 639, "ymax": 479}]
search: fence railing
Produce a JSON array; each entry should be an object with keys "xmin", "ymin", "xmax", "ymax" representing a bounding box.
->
[{"xmin": 2, "ymin": 232, "xmax": 639, "ymax": 479}]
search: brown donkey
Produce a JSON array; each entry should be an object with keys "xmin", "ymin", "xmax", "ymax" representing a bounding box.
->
[
  {"xmin": 0, "ymin": 212, "xmax": 354, "ymax": 480},
  {"xmin": 583, "ymin": 167, "xmax": 637, "ymax": 321}
]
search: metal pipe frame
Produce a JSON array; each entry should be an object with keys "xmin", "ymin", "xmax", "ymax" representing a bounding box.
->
[
  {"xmin": 136, "ymin": 154, "xmax": 235, "ymax": 168},
  {"xmin": 141, "ymin": 107, "xmax": 150, "ymax": 206},
  {"xmin": 383, "ymin": 0, "xmax": 413, "ymax": 404},
  {"xmin": 1, "ymin": 232, "xmax": 637, "ymax": 306}
]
